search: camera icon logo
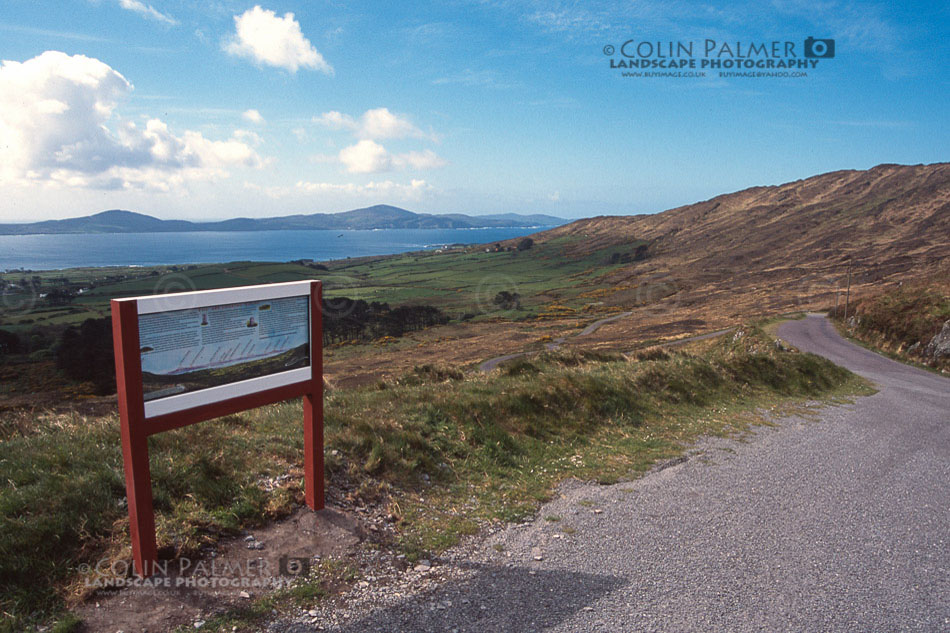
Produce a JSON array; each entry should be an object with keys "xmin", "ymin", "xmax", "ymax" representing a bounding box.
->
[
  {"xmin": 278, "ymin": 556, "xmax": 311, "ymax": 577},
  {"xmin": 804, "ymin": 37, "xmax": 835, "ymax": 58}
]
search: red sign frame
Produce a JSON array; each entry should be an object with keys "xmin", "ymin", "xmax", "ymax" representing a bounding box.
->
[{"xmin": 111, "ymin": 280, "xmax": 324, "ymax": 577}]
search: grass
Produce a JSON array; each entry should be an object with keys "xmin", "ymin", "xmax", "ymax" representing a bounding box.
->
[
  {"xmin": 0, "ymin": 324, "xmax": 870, "ymax": 632},
  {"xmin": 833, "ymin": 280, "xmax": 950, "ymax": 371}
]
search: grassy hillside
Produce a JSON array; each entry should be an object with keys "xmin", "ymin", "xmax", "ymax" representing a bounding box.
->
[
  {"xmin": 0, "ymin": 325, "xmax": 868, "ymax": 631},
  {"xmin": 4, "ymin": 163, "xmax": 946, "ymax": 337},
  {"xmin": 835, "ymin": 278, "xmax": 950, "ymax": 370},
  {"xmin": 5, "ymin": 162, "xmax": 942, "ymax": 630}
]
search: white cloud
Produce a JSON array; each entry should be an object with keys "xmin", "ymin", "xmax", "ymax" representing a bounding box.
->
[
  {"xmin": 337, "ymin": 140, "xmax": 446, "ymax": 174},
  {"xmin": 0, "ymin": 51, "xmax": 262, "ymax": 191},
  {"xmin": 233, "ymin": 129, "xmax": 264, "ymax": 145},
  {"xmin": 433, "ymin": 69, "xmax": 499, "ymax": 87},
  {"xmin": 314, "ymin": 108, "xmax": 443, "ymax": 173},
  {"xmin": 309, "ymin": 152, "xmax": 338, "ymax": 164},
  {"xmin": 295, "ymin": 178, "xmax": 433, "ymax": 200},
  {"xmin": 313, "ymin": 110, "xmax": 357, "ymax": 132},
  {"xmin": 224, "ymin": 6, "xmax": 332, "ymax": 74},
  {"xmin": 313, "ymin": 107, "xmax": 434, "ymax": 140},
  {"xmin": 360, "ymin": 107, "xmax": 425, "ymax": 140},
  {"xmin": 117, "ymin": 0, "xmax": 178, "ymax": 26},
  {"xmin": 338, "ymin": 139, "xmax": 391, "ymax": 174},
  {"xmin": 526, "ymin": 8, "xmax": 610, "ymax": 33},
  {"xmin": 393, "ymin": 149, "xmax": 447, "ymax": 170},
  {"xmin": 242, "ymin": 178, "xmax": 434, "ymax": 203},
  {"xmin": 242, "ymin": 108, "xmax": 265, "ymax": 124}
]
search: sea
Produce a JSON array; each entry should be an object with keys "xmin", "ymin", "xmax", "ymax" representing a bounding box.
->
[{"xmin": 0, "ymin": 227, "xmax": 550, "ymax": 271}]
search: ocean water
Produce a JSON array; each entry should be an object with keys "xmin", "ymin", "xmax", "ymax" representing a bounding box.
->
[{"xmin": 0, "ymin": 227, "xmax": 549, "ymax": 271}]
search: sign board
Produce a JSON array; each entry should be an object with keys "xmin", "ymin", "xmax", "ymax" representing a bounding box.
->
[{"xmin": 112, "ymin": 281, "xmax": 323, "ymax": 577}]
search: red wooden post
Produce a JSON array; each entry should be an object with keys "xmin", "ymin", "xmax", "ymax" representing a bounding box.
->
[
  {"xmin": 111, "ymin": 299, "xmax": 158, "ymax": 577},
  {"xmin": 304, "ymin": 281, "xmax": 325, "ymax": 510}
]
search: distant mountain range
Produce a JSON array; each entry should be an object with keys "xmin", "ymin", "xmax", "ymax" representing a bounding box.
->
[{"xmin": 0, "ymin": 205, "xmax": 567, "ymax": 235}]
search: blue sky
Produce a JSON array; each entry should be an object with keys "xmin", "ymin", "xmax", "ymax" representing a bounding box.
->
[{"xmin": 0, "ymin": 0, "xmax": 946, "ymax": 221}]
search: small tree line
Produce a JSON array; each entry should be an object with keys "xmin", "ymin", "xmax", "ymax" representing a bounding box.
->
[
  {"xmin": 321, "ymin": 298, "xmax": 448, "ymax": 345},
  {"xmin": 1, "ymin": 297, "xmax": 450, "ymax": 394}
]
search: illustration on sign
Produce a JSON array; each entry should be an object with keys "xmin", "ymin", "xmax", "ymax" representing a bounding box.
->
[{"xmin": 138, "ymin": 296, "xmax": 309, "ymax": 401}]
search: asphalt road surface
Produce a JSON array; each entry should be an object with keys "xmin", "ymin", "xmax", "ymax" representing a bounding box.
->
[{"xmin": 299, "ymin": 314, "xmax": 949, "ymax": 632}]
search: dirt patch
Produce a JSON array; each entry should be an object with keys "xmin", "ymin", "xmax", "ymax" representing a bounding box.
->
[{"xmin": 75, "ymin": 507, "xmax": 364, "ymax": 633}]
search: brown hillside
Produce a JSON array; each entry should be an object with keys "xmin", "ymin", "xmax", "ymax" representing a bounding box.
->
[
  {"xmin": 335, "ymin": 163, "xmax": 949, "ymax": 387},
  {"xmin": 516, "ymin": 163, "xmax": 949, "ymax": 320},
  {"xmin": 535, "ymin": 163, "xmax": 948, "ymax": 265}
]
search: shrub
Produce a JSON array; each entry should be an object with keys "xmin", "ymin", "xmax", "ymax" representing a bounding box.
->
[
  {"xmin": 493, "ymin": 291, "xmax": 521, "ymax": 310},
  {"xmin": 0, "ymin": 330, "xmax": 22, "ymax": 356},
  {"xmin": 56, "ymin": 318, "xmax": 115, "ymax": 394}
]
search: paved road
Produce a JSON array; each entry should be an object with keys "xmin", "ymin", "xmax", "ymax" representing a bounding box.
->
[
  {"xmin": 303, "ymin": 315, "xmax": 949, "ymax": 632},
  {"xmin": 577, "ymin": 311, "xmax": 634, "ymax": 336}
]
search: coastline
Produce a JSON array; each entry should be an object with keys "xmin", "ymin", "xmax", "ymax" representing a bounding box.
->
[{"xmin": 0, "ymin": 226, "xmax": 552, "ymax": 271}]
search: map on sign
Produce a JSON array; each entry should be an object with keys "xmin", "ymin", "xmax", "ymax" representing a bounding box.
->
[{"xmin": 138, "ymin": 296, "xmax": 309, "ymax": 401}]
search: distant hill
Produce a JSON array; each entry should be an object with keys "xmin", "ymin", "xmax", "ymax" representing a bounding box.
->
[
  {"xmin": 527, "ymin": 163, "xmax": 949, "ymax": 263},
  {"xmin": 0, "ymin": 205, "xmax": 566, "ymax": 235},
  {"xmin": 439, "ymin": 212, "xmax": 567, "ymax": 226},
  {"xmin": 506, "ymin": 162, "xmax": 950, "ymax": 317}
]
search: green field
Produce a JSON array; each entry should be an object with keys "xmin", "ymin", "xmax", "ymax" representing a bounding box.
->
[{"xmin": 0, "ymin": 238, "xmax": 648, "ymax": 332}]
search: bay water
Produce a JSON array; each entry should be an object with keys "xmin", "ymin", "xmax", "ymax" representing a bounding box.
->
[{"xmin": 0, "ymin": 227, "xmax": 549, "ymax": 270}]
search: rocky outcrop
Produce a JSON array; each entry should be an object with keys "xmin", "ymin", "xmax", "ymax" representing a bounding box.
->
[{"xmin": 924, "ymin": 320, "xmax": 950, "ymax": 360}]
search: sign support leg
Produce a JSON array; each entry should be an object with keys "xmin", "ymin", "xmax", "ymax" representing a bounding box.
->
[
  {"xmin": 112, "ymin": 298, "xmax": 158, "ymax": 577},
  {"xmin": 303, "ymin": 391, "xmax": 324, "ymax": 510},
  {"xmin": 120, "ymin": 419, "xmax": 158, "ymax": 577},
  {"xmin": 304, "ymin": 281, "xmax": 325, "ymax": 510}
]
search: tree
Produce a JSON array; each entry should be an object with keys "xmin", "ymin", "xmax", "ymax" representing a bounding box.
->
[
  {"xmin": 319, "ymin": 298, "xmax": 448, "ymax": 345},
  {"xmin": 56, "ymin": 318, "xmax": 115, "ymax": 394},
  {"xmin": 45, "ymin": 288, "xmax": 75, "ymax": 306},
  {"xmin": 493, "ymin": 291, "xmax": 521, "ymax": 310},
  {"xmin": 0, "ymin": 329, "xmax": 22, "ymax": 356},
  {"xmin": 517, "ymin": 237, "xmax": 534, "ymax": 251}
]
